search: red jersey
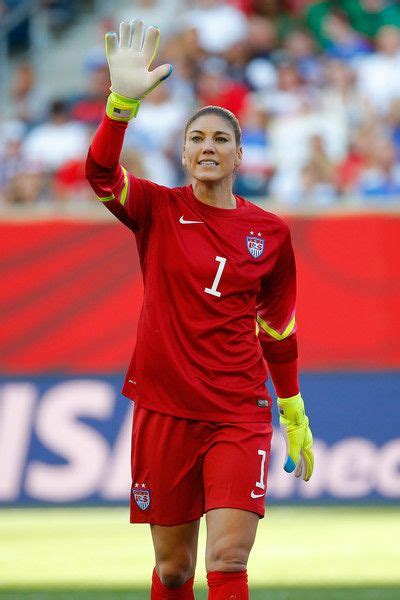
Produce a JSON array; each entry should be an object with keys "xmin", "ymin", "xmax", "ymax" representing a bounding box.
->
[{"xmin": 86, "ymin": 116, "xmax": 298, "ymax": 422}]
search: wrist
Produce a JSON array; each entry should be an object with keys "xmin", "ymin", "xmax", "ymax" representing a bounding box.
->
[
  {"xmin": 277, "ymin": 393, "xmax": 305, "ymax": 423},
  {"xmin": 277, "ymin": 392, "xmax": 302, "ymax": 403},
  {"xmin": 106, "ymin": 91, "xmax": 141, "ymax": 121}
]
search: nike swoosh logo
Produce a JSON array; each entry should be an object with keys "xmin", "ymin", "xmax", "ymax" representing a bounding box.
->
[
  {"xmin": 179, "ymin": 216, "xmax": 204, "ymax": 224},
  {"xmin": 251, "ymin": 490, "xmax": 265, "ymax": 499}
]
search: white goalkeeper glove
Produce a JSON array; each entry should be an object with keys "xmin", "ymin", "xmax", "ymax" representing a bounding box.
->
[{"xmin": 105, "ymin": 19, "xmax": 173, "ymax": 121}]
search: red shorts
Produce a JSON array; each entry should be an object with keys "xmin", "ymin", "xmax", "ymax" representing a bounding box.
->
[{"xmin": 130, "ymin": 404, "xmax": 273, "ymax": 526}]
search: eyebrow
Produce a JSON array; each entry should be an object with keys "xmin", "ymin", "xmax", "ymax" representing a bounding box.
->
[{"xmin": 188, "ymin": 129, "xmax": 232, "ymax": 137}]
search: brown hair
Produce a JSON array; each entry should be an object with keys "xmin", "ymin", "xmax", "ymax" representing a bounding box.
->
[{"xmin": 184, "ymin": 105, "xmax": 242, "ymax": 146}]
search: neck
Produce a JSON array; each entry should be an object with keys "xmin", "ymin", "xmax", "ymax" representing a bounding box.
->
[{"xmin": 192, "ymin": 179, "xmax": 236, "ymax": 209}]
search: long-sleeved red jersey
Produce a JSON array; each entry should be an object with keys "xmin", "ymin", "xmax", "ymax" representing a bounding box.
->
[{"xmin": 86, "ymin": 116, "xmax": 298, "ymax": 422}]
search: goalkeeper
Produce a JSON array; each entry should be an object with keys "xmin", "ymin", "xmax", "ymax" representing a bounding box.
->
[{"xmin": 85, "ymin": 19, "xmax": 314, "ymax": 600}]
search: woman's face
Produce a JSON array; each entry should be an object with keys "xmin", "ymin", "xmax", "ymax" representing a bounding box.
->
[{"xmin": 182, "ymin": 114, "xmax": 242, "ymax": 184}]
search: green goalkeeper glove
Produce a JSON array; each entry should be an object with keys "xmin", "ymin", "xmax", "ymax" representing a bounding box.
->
[
  {"xmin": 277, "ymin": 393, "xmax": 314, "ymax": 481},
  {"xmin": 104, "ymin": 19, "xmax": 173, "ymax": 121}
]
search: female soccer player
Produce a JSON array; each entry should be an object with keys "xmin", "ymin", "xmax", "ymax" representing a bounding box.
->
[{"xmin": 86, "ymin": 20, "xmax": 314, "ymax": 600}]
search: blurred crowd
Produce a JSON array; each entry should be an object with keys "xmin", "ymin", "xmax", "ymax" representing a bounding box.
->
[{"xmin": 2, "ymin": 0, "xmax": 400, "ymax": 208}]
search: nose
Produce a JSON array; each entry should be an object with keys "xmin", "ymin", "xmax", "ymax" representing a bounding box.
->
[{"xmin": 202, "ymin": 137, "xmax": 216, "ymax": 152}]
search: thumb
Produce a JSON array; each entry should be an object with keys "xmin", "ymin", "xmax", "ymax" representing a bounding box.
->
[
  {"xmin": 143, "ymin": 64, "xmax": 173, "ymax": 98},
  {"xmin": 151, "ymin": 63, "xmax": 173, "ymax": 85},
  {"xmin": 280, "ymin": 424, "xmax": 302, "ymax": 473}
]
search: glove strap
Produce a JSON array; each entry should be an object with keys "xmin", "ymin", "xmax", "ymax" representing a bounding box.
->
[
  {"xmin": 106, "ymin": 91, "xmax": 141, "ymax": 122},
  {"xmin": 277, "ymin": 392, "xmax": 305, "ymax": 424}
]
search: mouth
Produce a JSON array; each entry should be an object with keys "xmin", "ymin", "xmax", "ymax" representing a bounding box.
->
[{"xmin": 198, "ymin": 160, "xmax": 219, "ymax": 167}]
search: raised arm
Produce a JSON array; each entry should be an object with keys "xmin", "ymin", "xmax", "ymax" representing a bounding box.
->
[
  {"xmin": 256, "ymin": 226, "xmax": 314, "ymax": 482},
  {"xmin": 85, "ymin": 20, "xmax": 173, "ymax": 230}
]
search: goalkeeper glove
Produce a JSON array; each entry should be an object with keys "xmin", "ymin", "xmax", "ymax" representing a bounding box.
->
[
  {"xmin": 277, "ymin": 392, "xmax": 314, "ymax": 481},
  {"xmin": 104, "ymin": 19, "xmax": 173, "ymax": 121}
]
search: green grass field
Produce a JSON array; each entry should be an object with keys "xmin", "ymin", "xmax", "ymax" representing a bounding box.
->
[{"xmin": 0, "ymin": 506, "xmax": 399, "ymax": 599}]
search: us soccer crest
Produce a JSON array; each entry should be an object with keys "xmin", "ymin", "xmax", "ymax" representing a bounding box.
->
[
  {"xmin": 132, "ymin": 483, "xmax": 151, "ymax": 510},
  {"xmin": 246, "ymin": 231, "xmax": 265, "ymax": 259}
]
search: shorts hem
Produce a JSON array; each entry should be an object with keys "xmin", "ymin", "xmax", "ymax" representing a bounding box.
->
[
  {"xmin": 130, "ymin": 513, "xmax": 203, "ymax": 527},
  {"xmin": 205, "ymin": 503, "xmax": 265, "ymax": 519}
]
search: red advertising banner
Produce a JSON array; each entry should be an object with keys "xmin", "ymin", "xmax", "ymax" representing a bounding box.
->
[{"xmin": 1, "ymin": 215, "xmax": 399, "ymax": 372}]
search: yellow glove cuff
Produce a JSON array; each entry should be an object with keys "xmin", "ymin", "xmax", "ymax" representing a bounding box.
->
[
  {"xmin": 277, "ymin": 393, "xmax": 305, "ymax": 425},
  {"xmin": 106, "ymin": 91, "xmax": 141, "ymax": 121}
]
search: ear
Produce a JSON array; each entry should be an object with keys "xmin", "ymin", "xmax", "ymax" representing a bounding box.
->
[
  {"xmin": 234, "ymin": 145, "xmax": 243, "ymax": 168},
  {"xmin": 182, "ymin": 146, "xmax": 187, "ymax": 167}
]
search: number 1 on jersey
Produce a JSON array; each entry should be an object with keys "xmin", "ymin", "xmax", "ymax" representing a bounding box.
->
[{"xmin": 205, "ymin": 256, "xmax": 227, "ymax": 298}]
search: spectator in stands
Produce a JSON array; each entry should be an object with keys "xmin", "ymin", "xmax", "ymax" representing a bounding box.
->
[
  {"xmin": 116, "ymin": 0, "xmax": 185, "ymax": 36},
  {"xmin": 70, "ymin": 65, "xmax": 110, "ymax": 125},
  {"xmin": 323, "ymin": 10, "xmax": 372, "ymax": 62},
  {"xmin": 195, "ymin": 56, "xmax": 251, "ymax": 120},
  {"xmin": 304, "ymin": 0, "xmax": 336, "ymax": 48},
  {"xmin": 233, "ymin": 98, "xmax": 273, "ymax": 197},
  {"xmin": 83, "ymin": 15, "xmax": 114, "ymax": 74},
  {"xmin": 356, "ymin": 135, "xmax": 400, "ymax": 199},
  {"xmin": 158, "ymin": 34, "xmax": 197, "ymax": 106},
  {"xmin": 356, "ymin": 25, "xmax": 400, "ymax": 115},
  {"xmin": 180, "ymin": 0, "xmax": 248, "ymax": 54},
  {"xmin": 341, "ymin": 0, "xmax": 400, "ymax": 40},
  {"xmin": 22, "ymin": 99, "xmax": 88, "ymax": 172},
  {"xmin": 9, "ymin": 62, "xmax": 49, "ymax": 126},
  {"xmin": 0, "ymin": 119, "xmax": 46, "ymax": 204},
  {"xmin": 269, "ymin": 133, "xmax": 338, "ymax": 206},
  {"xmin": 244, "ymin": 15, "xmax": 277, "ymax": 92},
  {"xmin": 6, "ymin": 171, "xmax": 46, "ymax": 205},
  {"xmin": 124, "ymin": 83, "xmax": 188, "ymax": 187},
  {"xmin": 299, "ymin": 134, "xmax": 338, "ymax": 205},
  {"xmin": 260, "ymin": 60, "xmax": 314, "ymax": 118},
  {"xmin": 284, "ymin": 28, "xmax": 324, "ymax": 86},
  {"xmin": 224, "ymin": 39, "xmax": 251, "ymax": 84},
  {"xmin": 321, "ymin": 59, "xmax": 371, "ymax": 130},
  {"xmin": 336, "ymin": 126, "xmax": 371, "ymax": 195},
  {"xmin": 3, "ymin": 0, "xmax": 400, "ymax": 207},
  {"xmin": 0, "ymin": 121, "xmax": 26, "ymax": 204},
  {"xmin": 386, "ymin": 99, "xmax": 400, "ymax": 161}
]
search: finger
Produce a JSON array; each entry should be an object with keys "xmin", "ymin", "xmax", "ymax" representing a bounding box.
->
[
  {"xmin": 131, "ymin": 19, "xmax": 144, "ymax": 50},
  {"xmin": 303, "ymin": 423, "xmax": 314, "ymax": 481},
  {"xmin": 119, "ymin": 21, "xmax": 131, "ymax": 48},
  {"xmin": 105, "ymin": 31, "xmax": 118, "ymax": 58},
  {"xmin": 303, "ymin": 447, "xmax": 314, "ymax": 481},
  {"xmin": 294, "ymin": 455, "xmax": 303, "ymax": 478},
  {"xmin": 142, "ymin": 26, "xmax": 160, "ymax": 67}
]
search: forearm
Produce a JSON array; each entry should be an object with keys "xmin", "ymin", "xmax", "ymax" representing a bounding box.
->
[
  {"xmin": 260, "ymin": 332, "xmax": 299, "ymax": 397},
  {"xmin": 90, "ymin": 114, "xmax": 128, "ymax": 168},
  {"xmin": 85, "ymin": 114, "xmax": 129, "ymax": 200},
  {"xmin": 266, "ymin": 358, "xmax": 299, "ymax": 398}
]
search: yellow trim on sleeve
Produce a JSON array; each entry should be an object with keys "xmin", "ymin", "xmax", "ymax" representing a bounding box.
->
[
  {"xmin": 256, "ymin": 314, "xmax": 296, "ymax": 341},
  {"xmin": 97, "ymin": 194, "xmax": 115, "ymax": 202},
  {"xmin": 120, "ymin": 167, "xmax": 129, "ymax": 206}
]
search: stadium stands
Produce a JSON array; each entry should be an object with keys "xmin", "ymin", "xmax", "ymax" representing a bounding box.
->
[{"xmin": 2, "ymin": 0, "xmax": 400, "ymax": 207}]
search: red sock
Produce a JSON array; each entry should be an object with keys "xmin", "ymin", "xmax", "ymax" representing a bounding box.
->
[
  {"xmin": 207, "ymin": 570, "xmax": 248, "ymax": 599},
  {"xmin": 151, "ymin": 568, "xmax": 195, "ymax": 599}
]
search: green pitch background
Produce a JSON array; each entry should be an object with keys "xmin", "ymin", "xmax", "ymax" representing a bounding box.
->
[{"xmin": 1, "ymin": 506, "xmax": 399, "ymax": 599}]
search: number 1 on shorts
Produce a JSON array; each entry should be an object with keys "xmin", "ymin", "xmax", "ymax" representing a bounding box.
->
[{"xmin": 256, "ymin": 449, "xmax": 266, "ymax": 490}]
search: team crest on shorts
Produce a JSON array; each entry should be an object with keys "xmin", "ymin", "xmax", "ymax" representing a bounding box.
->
[
  {"xmin": 246, "ymin": 231, "xmax": 265, "ymax": 259},
  {"xmin": 132, "ymin": 483, "xmax": 151, "ymax": 510}
]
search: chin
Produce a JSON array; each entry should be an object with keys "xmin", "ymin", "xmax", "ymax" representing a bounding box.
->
[{"xmin": 193, "ymin": 169, "xmax": 225, "ymax": 182}]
